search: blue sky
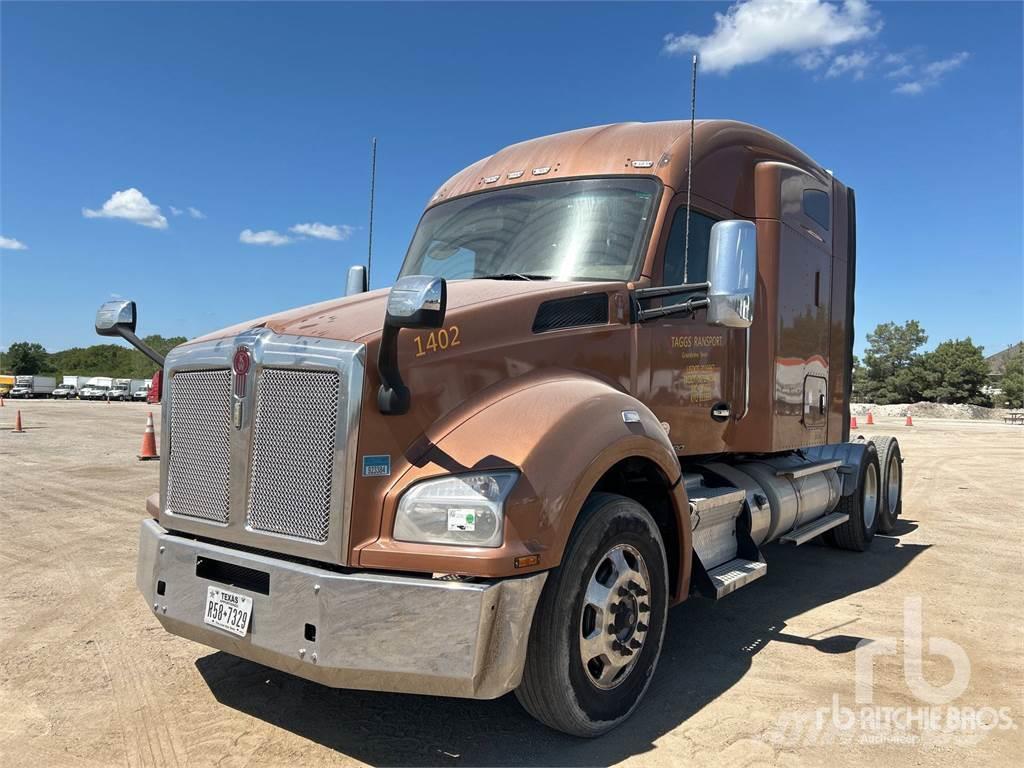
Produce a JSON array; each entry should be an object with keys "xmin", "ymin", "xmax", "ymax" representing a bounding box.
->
[{"xmin": 1, "ymin": 1, "xmax": 1021, "ymax": 357}]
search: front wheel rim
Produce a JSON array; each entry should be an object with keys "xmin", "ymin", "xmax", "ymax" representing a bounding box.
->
[
  {"xmin": 863, "ymin": 462, "xmax": 879, "ymax": 529},
  {"xmin": 578, "ymin": 543, "xmax": 652, "ymax": 690}
]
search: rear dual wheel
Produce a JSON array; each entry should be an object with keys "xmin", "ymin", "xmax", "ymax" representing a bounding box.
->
[
  {"xmin": 828, "ymin": 441, "xmax": 881, "ymax": 551},
  {"xmin": 516, "ymin": 493, "xmax": 668, "ymax": 737},
  {"xmin": 867, "ymin": 435, "xmax": 903, "ymax": 533}
]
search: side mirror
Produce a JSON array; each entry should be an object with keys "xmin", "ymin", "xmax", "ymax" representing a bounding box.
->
[
  {"xmin": 95, "ymin": 300, "xmax": 137, "ymax": 336},
  {"xmin": 385, "ymin": 275, "xmax": 447, "ymax": 329},
  {"xmin": 706, "ymin": 220, "xmax": 757, "ymax": 329},
  {"xmin": 346, "ymin": 265, "xmax": 368, "ymax": 296},
  {"xmin": 377, "ymin": 275, "xmax": 447, "ymax": 416},
  {"xmin": 93, "ymin": 299, "xmax": 165, "ymax": 366}
]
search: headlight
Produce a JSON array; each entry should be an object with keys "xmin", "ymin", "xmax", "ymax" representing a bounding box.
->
[{"xmin": 393, "ymin": 471, "xmax": 519, "ymax": 548}]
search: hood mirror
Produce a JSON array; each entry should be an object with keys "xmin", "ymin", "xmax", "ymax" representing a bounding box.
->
[
  {"xmin": 385, "ymin": 275, "xmax": 447, "ymax": 329},
  {"xmin": 93, "ymin": 299, "xmax": 165, "ymax": 366},
  {"xmin": 95, "ymin": 300, "xmax": 137, "ymax": 335},
  {"xmin": 706, "ymin": 220, "xmax": 757, "ymax": 329},
  {"xmin": 377, "ymin": 275, "xmax": 448, "ymax": 416}
]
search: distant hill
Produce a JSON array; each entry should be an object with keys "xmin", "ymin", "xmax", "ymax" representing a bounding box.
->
[{"xmin": 986, "ymin": 342, "xmax": 1024, "ymax": 375}]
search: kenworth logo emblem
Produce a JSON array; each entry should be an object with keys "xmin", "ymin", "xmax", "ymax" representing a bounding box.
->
[{"xmin": 232, "ymin": 346, "xmax": 252, "ymax": 398}]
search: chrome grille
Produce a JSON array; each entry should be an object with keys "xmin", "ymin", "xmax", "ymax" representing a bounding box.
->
[
  {"xmin": 246, "ymin": 368, "xmax": 340, "ymax": 542},
  {"xmin": 166, "ymin": 370, "xmax": 232, "ymax": 523}
]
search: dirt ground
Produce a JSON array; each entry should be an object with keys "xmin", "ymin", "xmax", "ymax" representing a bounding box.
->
[{"xmin": 1, "ymin": 399, "xmax": 1021, "ymax": 767}]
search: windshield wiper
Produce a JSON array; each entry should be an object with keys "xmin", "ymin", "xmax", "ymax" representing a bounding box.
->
[{"xmin": 474, "ymin": 273, "xmax": 552, "ymax": 281}]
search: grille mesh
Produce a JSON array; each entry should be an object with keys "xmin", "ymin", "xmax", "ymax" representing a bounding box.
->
[
  {"xmin": 166, "ymin": 370, "xmax": 232, "ymax": 523},
  {"xmin": 246, "ymin": 368, "xmax": 340, "ymax": 542}
]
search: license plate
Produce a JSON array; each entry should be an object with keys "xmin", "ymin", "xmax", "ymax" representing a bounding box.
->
[{"xmin": 203, "ymin": 586, "xmax": 252, "ymax": 637}]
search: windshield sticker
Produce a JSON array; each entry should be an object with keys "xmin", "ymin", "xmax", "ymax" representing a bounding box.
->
[{"xmin": 362, "ymin": 455, "xmax": 391, "ymax": 478}]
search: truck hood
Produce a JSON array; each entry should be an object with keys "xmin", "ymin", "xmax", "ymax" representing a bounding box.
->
[{"xmin": 190, "ymin": 279, "xmax": 619, "ymax": 346}]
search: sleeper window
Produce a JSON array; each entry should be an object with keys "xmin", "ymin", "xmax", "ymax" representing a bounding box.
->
[
  {"xmin": 663, "ymin": 209, "xmax": 716, "ymax": 286},
  {"xmin": 802, "ymin": 189, "xmax": 830, "ymax": 231}
]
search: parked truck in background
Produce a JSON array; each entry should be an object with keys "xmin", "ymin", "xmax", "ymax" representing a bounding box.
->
[
  {"xmin": 100, "ymin": 120, "xmax": 903, "ymax": 737},
  {"xmin": 79, "ymin": 376, "xmax": 114, "ymax": 400},
  {"xmin": 9, "ymin": 375, "xmax": 56, "ymax": 399},
  {"xmin": 52, "ymin": 375, "xmax": 89, "ymax": 399},
  {"xmin": 0, "ymin": 375, "xmax": 14, "ymax": 398},
  {"xmin": 133, "ymin": 380, "xmax": 152, "ymax": 401}
]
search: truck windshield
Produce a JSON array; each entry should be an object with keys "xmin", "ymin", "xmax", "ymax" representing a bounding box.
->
[{"xmin": 400, "ymin": 177, "xmax": 659, "ymax": 282}]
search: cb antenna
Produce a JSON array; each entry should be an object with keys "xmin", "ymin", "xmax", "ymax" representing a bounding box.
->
[
  {"xmin": 682, "ymin": 54, "xmax": 698, "ymax": 283},
  {"xmin": 367, "ymin": 137, "xmax": 377, "ymax": 286}
]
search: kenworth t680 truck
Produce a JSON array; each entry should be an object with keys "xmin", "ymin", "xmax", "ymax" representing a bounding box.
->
[{"xmin": 97, "ymin": 120, "xmax": 903, "ymax": 737}]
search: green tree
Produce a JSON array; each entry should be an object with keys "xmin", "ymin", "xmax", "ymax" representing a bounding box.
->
[
  {"xmin": 860, "ymin": 321, "xmax": 929, "ymax": 403},
  {"xmin": 999, "ymin": 356, "xmax": 1024, "ymax": 408},
  {"xmin": 917, "ymin": 338, "xmax": 991, "ymax": 406},
  {"xmin": 2, "ymin": 342, "xmax": 53, "ymax": 375}
]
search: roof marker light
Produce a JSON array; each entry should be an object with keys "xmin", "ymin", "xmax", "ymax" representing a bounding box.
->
[
  {"xmin": 507, "ymin": 170, "xmax": 524, "ymax": 179},
  {"xmin": 532, "ymin": 166, "xmax": 550, "ymax": 176},
  {"xmin": 632, "ymin": 160, "xmax": 654, "ymax": 168},
  {"xmin": 483, "ymin": 174, "xmax": 500, "ymax": 184}
]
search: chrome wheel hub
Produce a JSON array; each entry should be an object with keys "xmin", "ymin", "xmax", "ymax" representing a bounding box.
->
[
  {"xmin": 579, "ymin": 543, "xmax": 651, "ymax": 690},
  {"xmin": 887, "ymin": 453, "xmax": 901, "ymax": 513},
  {"xmin": 863, "ymin": 462, "xmax": 879, "ymax": 529}
]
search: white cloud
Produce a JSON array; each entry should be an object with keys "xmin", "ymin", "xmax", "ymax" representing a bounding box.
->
[
  {"xmin": 892, "ymin": 51, "xmax": 969, "ymax": 95},
  {"xmin": 795, "ymin": 49, "xmax": 828, "ymax": 71},
  {"xmin": 188, "ymin": 206, "xmax": 206, "ymax": 220},
  {"xmin": 924, "ymin": 51, "xmax": 969, "ymax": 78},
  {"xmin": 169, "ymin": 206, "xmax": 183, "ymax": 216},
  {"xmin": 83, "ymin": 188, "xmax": 168, "ymax": 229},
  {"xmin": 663, "ymin": 0, "xmax": 880, "ymax": 74},
  {"xmin": 0, "ymin": 235, "xmax": 28, "ymax": 251},
  {"xmin": 289, "ymin": 222, "xmax": 355, "ymax": 241},
  {"xmin": 885, "ymin": 63, "xmax": 913, "ymax": 80},
  {"xmin": 239, "ymin": 228, "xmax": 292, "ymax": 246},
  {"xmin": 826, "ymin": 50, "xmax": 873, "ymax": 79},
  {"xmin": 893, "ymin": 81, "xmax": 924, "ymax": 95}
]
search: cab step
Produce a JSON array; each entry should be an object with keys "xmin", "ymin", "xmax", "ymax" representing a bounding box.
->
[
  {"xmin": 706, "ymin": 558, "xmax": 767, "ymax": 599},
  {"xmin": 778, "ymin": 511, "xmax": 850, "ymax": 545}
]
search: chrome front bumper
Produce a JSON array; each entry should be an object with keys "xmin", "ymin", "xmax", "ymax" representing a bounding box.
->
[{"xmin": 137, "ymin": 519, "xmax": 546, "ymax": 699}]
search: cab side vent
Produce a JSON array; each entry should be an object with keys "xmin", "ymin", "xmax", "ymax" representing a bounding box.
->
[{"xmin": 532, "ymin": 294, "xmax": 609, "ymax": 333}]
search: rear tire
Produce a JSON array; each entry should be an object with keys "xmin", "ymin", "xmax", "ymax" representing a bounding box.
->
[
  {"xmin": 515, "ymin": 493, "xmax": 669, "ymax": 737},
  {"xmin": 829, "ymin": 441, "xmax": 881, "ymax": 552},
  {"xmin": 866, "ymin": 435, "xmax": 902, "ymax": 533}
]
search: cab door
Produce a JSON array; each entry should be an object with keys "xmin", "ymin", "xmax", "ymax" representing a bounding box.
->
[{"xmin": 643, "ymin": 194, "xmax": 742, "ymax": 456}]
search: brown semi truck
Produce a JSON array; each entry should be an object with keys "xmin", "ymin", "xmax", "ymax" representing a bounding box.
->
[{"xmin": 96, "ymin": 120, "xmax": 904, "ymax": 737}]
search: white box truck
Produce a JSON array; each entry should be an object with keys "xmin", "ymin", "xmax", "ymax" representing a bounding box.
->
[
  {"xmin": 80, "ymin": 376, "xmax": 113, "ymax": 401},
  {"xmin": 9, "ymin": 375, "xmax": 57, "ymax": 399},
  {"xmin": 53, "ymin": 375, "xmax": 88, "ymax": 399}
]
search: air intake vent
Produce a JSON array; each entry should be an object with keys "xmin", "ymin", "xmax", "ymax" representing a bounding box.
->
[
  {"xmin": 166, "ymin": 370, "xmax": 232, "ymax": 523},
  {"xmin": 246, "ymin": 368, "xmax": 340, "ymax": 543},
  {"xmin": 532, "ymin": 294, "xmax": 609, "ymax": 333}
]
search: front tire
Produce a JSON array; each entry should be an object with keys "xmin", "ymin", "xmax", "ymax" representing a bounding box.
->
[{"xmin": 515, "ymin": 493, "xmax": 669, "ymax": 737}]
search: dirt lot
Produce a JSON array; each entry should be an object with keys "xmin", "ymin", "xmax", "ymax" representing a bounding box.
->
[{"xmin": 1, "ymin": 400, "xmax": 1021, "ymax": 767}]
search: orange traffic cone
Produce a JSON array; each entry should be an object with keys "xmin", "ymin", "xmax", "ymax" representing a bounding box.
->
[
  {"xmin": 905, "ymin": 413, "xmax": 914, "ymax": 427},
  {"xmin": 138, "ymin": 412, "xmax": 159, "ymax": 460},
  {"xmin": 1, "ymin": 396, "xmax": 5, "ymax": 407},
  {"xmin": 850, "ymin": 415, "xmax": 858, "ymax": 429},
  {"xmin": 866, "ymin": 411, "xmax": 874, "ymax": 425},
  {"xmin": 13, "ymin": 410, "xmax": 24, "ymax": 433}
]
